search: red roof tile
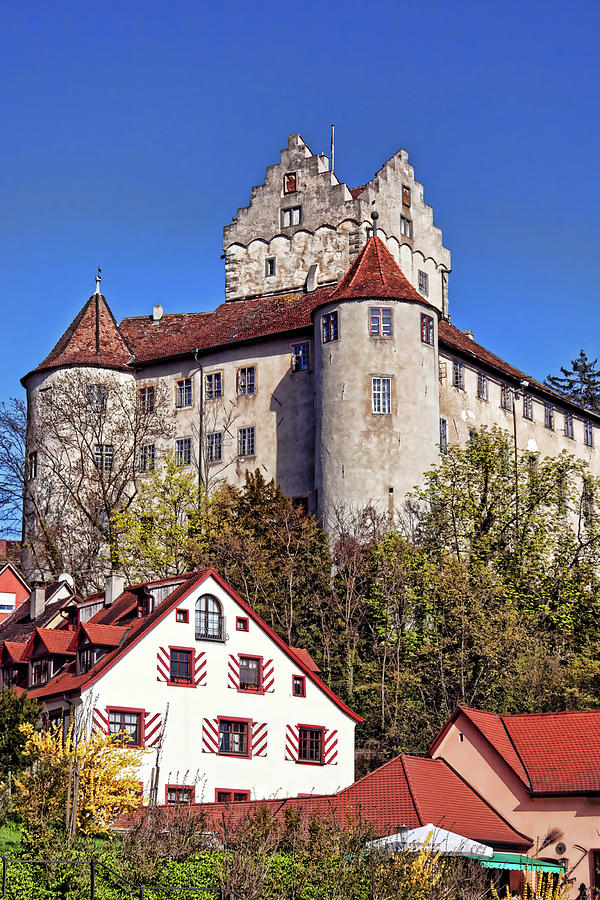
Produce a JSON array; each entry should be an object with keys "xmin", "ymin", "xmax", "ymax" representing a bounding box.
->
[
  {"xmin": 1, "ymin": 641, "xmax": 27, "ymax": 662},
  {"xmin": 33, "ymin": 628, "xmax": 77, "ymax": 655},
  {"xmin": 80, "ymin": 623, "xmax": 126, "ymax": 647},
  {"xmin": 290, "ymin": 647, "xmax": 320, "ymax": 673},
  {"xmin": 458, "ymin": 708, "xmax": 530, "ymax": 789},
  {"xmin": 328, "ymin": 237, "xmax": 429, "ymax": 305},
  {"xmin": 349, "ymin": 185, "xmax": 367, "ymax": 199}
]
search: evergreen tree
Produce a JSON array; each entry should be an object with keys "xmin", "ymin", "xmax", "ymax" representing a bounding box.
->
[{"xmin": 545, "ymin": 350, "xmax": 600, "ymax": 411}]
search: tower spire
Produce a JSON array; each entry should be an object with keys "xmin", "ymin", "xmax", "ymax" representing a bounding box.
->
[{"xmin": 95, "ymin": 267, "xmax": 102, "ymax": 295}]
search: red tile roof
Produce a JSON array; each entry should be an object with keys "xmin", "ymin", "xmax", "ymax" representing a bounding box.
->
[
  {"xmin": 33, "ymin": 628, "xmax": 76, "ymax": 655},
  {"xmin": 328, "ymin": 237, "xmax": 429, "ymax": 305},
  {"xmin": 458, "ymin": 708, "xmax": 530, "ymax": 788},
  {"xmin": 290, "ymin": 647, "xmax": 320, "ymax": 673},
  {"xmin": 349, "ymin": 185, "xmax": 367, "ymax": 199},
  {"xmin": 1, "ymin": 641, "xmax": 27, "ymax": 662},
  {"xmin": 79, "ymin": 623, "xmax": 126, "ymax": 647}
]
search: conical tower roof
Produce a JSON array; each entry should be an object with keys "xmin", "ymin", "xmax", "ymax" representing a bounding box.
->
[
  {"xmin": 328, "ymin": 236, "xmax": 428, "ymax": 304},
  {"xmin": 23, "ymin": 292, "xmax": 133, "ymax": 382}
]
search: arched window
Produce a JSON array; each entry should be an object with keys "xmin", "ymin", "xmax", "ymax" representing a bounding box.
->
[{"xmin": 195, "ymin": 595, "xmax": 224, "ymax": 641}]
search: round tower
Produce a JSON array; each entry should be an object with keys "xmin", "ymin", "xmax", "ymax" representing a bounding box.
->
[{"xmin": 314, "ymin": 234, "xmax": 441, "ymax": 528}]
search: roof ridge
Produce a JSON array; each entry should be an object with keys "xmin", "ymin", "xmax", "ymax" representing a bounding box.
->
[
  {"xmin": 498, "ymin": 714, "xmax": 533, "ymax": 792},
  {"xmin": 399, "ymin": 755, "xmax": 423, "ymax": 826}
]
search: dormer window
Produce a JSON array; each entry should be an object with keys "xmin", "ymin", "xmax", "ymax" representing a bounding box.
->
[
  {"xmin": 78, "ymin": 647, "xmax": 102, "ymax": 675},
  {"xmin": 67, "ymin": 608, "xmax": 79, "ymax": 631},
  {"xmin": 30, "ymin": 658, "xmax": 49, "ymax": 687},
  {"xmin": 2, "ymin": 665, "xmax": 19, "ymax": 687},
  {"xmin": 137, "ymin": 593, "xmax": 150, "ymax": 617}
]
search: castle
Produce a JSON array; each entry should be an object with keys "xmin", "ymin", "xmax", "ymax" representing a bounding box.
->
[{"xmin": 21, "ymin": 134, "xmax": 600, "ymax": 583}]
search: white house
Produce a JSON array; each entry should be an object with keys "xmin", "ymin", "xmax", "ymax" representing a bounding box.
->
[{"xmin": 23, "ymin": 569, "xmax": 361, "ymax": 805}]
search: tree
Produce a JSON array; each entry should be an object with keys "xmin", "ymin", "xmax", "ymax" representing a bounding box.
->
[
  {"xmin": 545, "ymin": 350, "xmax": 600, "ymax": 412},
  {"xmin": 0, "ymin": 688, "xmax": 40, "ymax": 776},
  {"xmin": 0, "ymin": 399, "xmax": 26, "ymax": 541}
]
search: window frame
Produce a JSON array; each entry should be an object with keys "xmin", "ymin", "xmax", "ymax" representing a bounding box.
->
[
  {"xmin": 195, "ymin": 594, "xmax": 225, "ymax": 642},
  {"xmin": 28, "ymin": 450, "xmax": 38, "ymax": 480},
  {"xmin": 217, "ymin": 716, "xmax": 252, "ymax": 759},
  {"xmin": 400, "ymin": 215, "xmax": 413, "ymax": 239},
  {"xmin": 523, "ymin": 394, "xmax": 534, "ymax": 421},
  {"xmin": 175, "ymin": 609, "xmax": 189, "ymax": 624},
  {"xmin": 94, "ymin": 445, "xmax": 114, "ymax": 472},
  {"xmin": 215, "ymin": 789, "xmax": 251, "ymax": 803},
  {"xmin": 281, "ymin": 206, "xmax": 301, "ymax": 228},
  {"xmin": 371, "ymin": 376, "xmax": 392, "ymax": 415},
  {"xmin": 291, "ymin": 341, "xmax": 310, "ymax": 372},
  {"xmin": 544, "ymin": 403, "xmax": 555, "ymax": 430},
  {"xmin": 139, "ymin": 443, "xmax": 155, "ymax": 472},
  {"xmin": 137, "ymin": 385, "xmax": 156, "ymax": 413},
  {"xmin": 237, "ymin": 654, "xmax": 263, "ymax": 694},
  {"xmin": 237, "ymin": 366, "xmax": 256, "ymax": 396},
  {"xmin": 236, "ymin": 616, "xmax": 249, "ymax": 632},
  {"xmin": 439, "ymin": 417, "xmax": 448, "ymax": 453},
  {"xmin": 452, "ymin": 361, "xmax": 464, "ymax": 390},
  {"xmin": 175, "ymin": 437, "xmax": 192, "ymax": 467},
  {"xmin": 175, "ymin": 378, "xmax": 193, "ymax": 409},
  {"xmin": 420, "ymin": 314, "xmax": 434, "ymax": 346},
  {"xmin": 500, "ymin": 385, "xmax": 513, "ymax": 411},
  {"xmin": 107, "ymin": 706, "xmax": 145, "ymax": 747},
  {"xmin": 477, "ymin": 373, "xmax": 488, "ymax": 401},
  {"xmin": 418, "ymin": 270, "xmax": 429, "ymax": 296},
  {"xmin": 205, "ymin": 372, "xmax": 223, "ymax": 400},
  {"xmin": 206, "ymin": 431, "xmax": 223, "ymax": 464},
  {"xmin": 283, "ymin": 172, "xmax": 297, "ymax": 194},
  {"xmin": 322, "ymin": 311, "xmax": 339, "ymax": 343},
  {"xmin": 564, "ymin": 412, "xmax": 574, "ymax": 438},
  {"xmin": 167, "ymin": 646, "xmax": 195, "ymax": 688},
  {"xmin": 292, "ymin": 675, "xmax": 306, "ymax": 697},
  {"xmin": 237, "ymin": 426, "xmax": 256, "ymax": 458},
  {"xmin": 369, "ymin": 307, "xmax": 393, "ymax": 338},
  {"xmin": 296, "ymin": 724, "xmax": 325, "ymax": 766},
  {"xmin": 402, "ymin": 185, "xmax": 411, "ymax": 207},
  {"xmin": 585, "ymin": 421, "xmax": 594, "ymax": 447},
  {"xmin": 265, "ymin": 257, "xmax": 276, "ymax": 277},
  {"xmin": 165, "ymin": 784, "xmax": 195, "ymax": 805},
  {"xmin": 86, "ymin": 383, "xmax": 107, "ymax": 412}
]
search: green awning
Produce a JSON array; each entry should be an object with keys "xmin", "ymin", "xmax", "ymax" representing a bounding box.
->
[{"xmin": 479, "ymin": 852, "xmax": 564, "ymax": 873}]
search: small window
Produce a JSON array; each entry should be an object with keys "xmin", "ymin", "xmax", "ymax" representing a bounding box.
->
[
  {"xmin": 206, "ymin": 432, "xmax": 223, "ymax": 463},
  {"xmin": 421, "ymin": 314, "xmax": 434, "ymax": 346},
  {"xmin": 583, "ymin": 478, "xmax": 594, "ymax": 525},
  {"xmin": 452, "ymin": 362, "xmax": 464, "ymax": 390},
  {"xmin": 418, "ymin": 270, "xmax": 429, "ymax": 296},
  {"xmin": 372, "ymin": 377, "xmax": 392, "ymax": 414},
  {"xmin": 281, "ymin": 206, "xmax": 301, "ymax": 227},
  {"xmin": 108, "ymin": 709, "xmax": 142, "ymax": 746},
  {"xmin": 237, "ymin": 367, "xmax": 255, "ymax": 395},
  {"xmin": 175, "ymin": 378, "xmax": 192, "ymax": 408},
  {"xmin": 283, "ymin": 172, "xmax": 297, "ymax": 194},
  {"xmin": 292, "ymin": 675, "xmax": 306, "ymax": 697},
  {"xmin": 94, "ymin": 445, "xmax": 114, "ymax": 472},
  {"xmin": 523, "ymin": 395, "xmax": 534, "ymax": 421},
  {"xmin": 400, "ymin": 216, "xmax": 413, "ymax": 239},
  {"xmin": 78, "ymin": 647, "xmax": 100, "ymax": 675},
  {"xmin": 216, "ymin": 789, "xmax": 250, "ymax": 803},
  {"xmin": 236, "ymin": 617, "xmax": 249, "ymax": 632},
  {"xmin": 402, "ymin": 185, "xmax": 411, "ymax": 207},
  {"xmin": 585, "ymin": 421, "xmax": 594, "ymax": 447},
  {"xmin": 564, "ymin": 412, "xmax": 574, "ymax": 438},
  {"xmin": 297, "ymin": 726, "xmax": 323, "ymax": 764},
  {"xmin": 166, "ymin": 785, "xmax": 194, "ymax": 805},
  {"xmin": 265, "ymin": 257, "xmax": 276, "ymax": 277},
  {"xmin": 477, "ymin": 373, "xmax": 488, "ymax": 401},
  {"xmin": 322, "ymin": 312, "xmax": 339, "ymax": 343},
  {"xmin": 30, "ymin": 658, "xmax": 49, "ymax": 686},
  {"xmin": 219, "ymin": 720, "xmax": 248, "ymax": 756},
  {"xmin": 176, "ymin": 609, "xmax": 189, "ymax": 624},
  {"xmin": 238, "ymin": 427, "xmax": 255, "ymax": 457},
  {"xmin": 28, "ymin": 451, "xmax": 38, "ymax": 480},
  {"xmin": 292, "ymin": 496, "xmax": 309, "ymax": 515},
  {"xmin": 139, "ymin": 443, "xmax": 155, "ymax": 472},
  {"xmin": 370, "ymin": 308, "xmax": 393, "ymax": 337},
  {"xmin": 138, "ymin": 386, "xmax": 155, "ymax": 413},
  {"xmin": 176, "ymin": 438, "xmax": 192, "ymax": 467},
  {"xmin": 291, "ymin": 342, "xmax": 310, "ymax": 372},
  {"xmin": 86, "ymin": 383, "xmax": 107, "ymax": 411},
  {"xmin": 205, "ymin": 373, "xmax": 223, "ymax": 400},
  {"xmin": 239, "ymin": 656, "xmax": 261, "ymax": 692},
  {"xmin": 545, "ymin": 403, "xmax": 554, "ymax": 430},
  {"xmin": 170, "ymin": 648, "xmax": 192, "ymax": 685},
  {"xmin": 501, "ymin": 385, "xmax": 512, "ymax": 411},
  {"xmin": 439, "ymin": 417, "xmax": 448, "ymax": 453}
]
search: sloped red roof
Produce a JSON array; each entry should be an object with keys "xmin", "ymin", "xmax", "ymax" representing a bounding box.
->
[
  {"xmin": 1, "ymin": 641, "xmax": 27, "ymax": 663},
  {"xmin": 289, "ymin": 647, "xmax": 320, "ymax": 673},
  {"xmin": 458, "ymin": 708, "xmax": 530, "ymax": 789},
  {"xmin": 23, "ymin": 293, "xmax": 133, "ymax": 381},
  {"xmin": 349, "ymin": 185, "xmax": 367, "ymax": 199},
  {"xmin": 80, "ymin": 623, "xmax": 126, "ymax": 647},
  {"xmin": 32, "ymin": 628, "xmax": 76, "ymax": 656},
  {"xmin": 328, "ymin": 236, "xmax": 428, "ymax": 305}
]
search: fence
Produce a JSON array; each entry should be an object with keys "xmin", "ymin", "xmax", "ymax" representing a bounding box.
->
[{"xmin": 0, "ymin": 856, "xmax": 245, "ymax": 900}]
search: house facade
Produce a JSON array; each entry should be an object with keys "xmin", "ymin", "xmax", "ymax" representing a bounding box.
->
[
  {"xmin": 0, "ymin": 564, "xmax": 29, "ymax": 624},
  {"xmin": 12, "ymin": 570, "xmax": 361, "ymax": 804}
]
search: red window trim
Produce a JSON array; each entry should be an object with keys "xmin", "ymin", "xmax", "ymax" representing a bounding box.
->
[
  {"xmin": 420, "ymin": 313, "xmax": 434, "ymax": 346},
  {"xmin": 236, "ymin": 616, "xmax": 249, "ymax": 632},
  {"xmin": 165, "ymin": 783, "xmax": 196, "ymax": 804},
  {"xmin": 106, "ymin": 706, "xmax": 146, "ymax": 748},
  {"xmin": 175, "ymin": 609, "xmax": 189, "ymax": 623},
  {"xmin": 296, "ymin": 723, "xmax": 325, "ymax": 766},
  {"xmin": 167, "ymin": 645, "xmax": 196, "ymax": 688},
  {"xmin": 217, "ymin": 715, "xmax": 253, "ymax": 759},
  {"xmin": 214, "ymin": 788, "xmax": 251, "ymax": 803},
  {"xmin": 369, "ymin": 307, "xmax": 393, "ymax": 338},
  {"xmin": 237, "ymin": 654, "xmax": 263, "ymax": 695},
  {"xmin": 292, "ymin": 674, "xmax": 306, "ymax": 697}
]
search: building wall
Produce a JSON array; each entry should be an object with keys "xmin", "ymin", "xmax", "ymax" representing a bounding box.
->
[{"xmin": 0, "ymin": 568, "xmax": 29, "ymax": 623}]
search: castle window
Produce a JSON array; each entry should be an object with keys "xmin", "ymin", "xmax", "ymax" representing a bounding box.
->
[
  {"xmin": 94, "ymin": 445, "xmax": 114, "ymax": 472},
  {"xmin": 298, "ymin": 726, "xmax": 323, "ymax": 764},
  {"xmin": 175, "ymin": 378, "xmax": 192, "ymax": 408},
  {"xmin": 400, "ymin": 216, "xmax": 413, "ymax": 239},
  {"xmin": 283, "ymin": 172, "xmax": 297, "ymax": 194},
  {"xmin": 293, "ymin": 675, "xmax": 306, "ymax": 697},
  {"xmin": 477, "ymin": 373, "xmax": 488, "ymax": 401},
  {"xmin": 139, "ymin": 443, "xmax": 155, "ymax": 472},
  {"xmin": 322, "ymin": 312, "xmax": 338, "ymax": 343},
  {"xmin": 291, "ymin": 342, "xmax": 310, "ymax": 372},
  {"xmin": 544, "ymin": 403, "xmax": 554, "ymax": 430},
  {"xmin": 138, "ymin": 386, "xmax": 155, "ymax": 413},
  {"xmin": 564, "ymin": 413, "xmax": 574, "ymax": 438},
  {"xmin": 418, "ymin": 270, "xmax": 429, "ymax": 296},
  {"xmin": 402, "ymin": 185, "xmax": 411, "ymax": 207},
  {"xmin": 523, "ymin": 395, "xmax": 534, "ymax": 421},
  {"xmin": 176, "ymin": 438, "xmax": 192, "ymax": 467},
  {"xmin": 372, "ymin": 377, "xmax": 392, "ymax": 414},
  {"xmin": 370, "ymin": 308, "xmax": 393, "ymax": 337},
  {"xmin": 585, "ymin": 421, "xmax": 594, "ymax": 447},
  {"xmin": 281, "ymin": 206, "xmax": 301, "ymax": 228},
  {"xmin": 28, "ymin": 451, "xmax": 38, "ymax": 480},
  {"xmin": 219, "ymin": 719, "xmax": 249, "ymax": 756},
  {"xmin": 265, "ymin": 258, "xmax": 276, "ymax": 277},
  {"xmin": 452, "ymin": 362, "xmax": 464, "ymax": 390},
  {"xmin": 238, "ymin": 427, "xmax": 255, "ymax": 457},
  {"xmin": 86, "ymin": 383, "xmax": 107, "ymax": 412},
  {"xmin": 206, "ymin": 432, "xmax": 223, "ymax": 463},
  {"xmin": 292, "ymin": 496, "xmax": 309, "ymax": 515},
  {"xmin": 421, "ymin": 314, "xmax": 434, "ymax": 346},
  {"xmin": 501, "ymin": 385, "xmax": 513, "ymax": 411},
  {"xmin": 439, "ymin": 417, "xmax": 448, "ymax": 453},
  {"xmin": 237, "ymin": 367, "xmax": 255, "ymax": 395},
  {"xmin": 205, "ymin": 372, "xmax": 222, "ymax": 400}
]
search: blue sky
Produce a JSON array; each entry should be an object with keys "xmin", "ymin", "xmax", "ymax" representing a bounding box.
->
[{"xmin": 1, "ymin": 0, "xmax": 599, "ymax": 404}]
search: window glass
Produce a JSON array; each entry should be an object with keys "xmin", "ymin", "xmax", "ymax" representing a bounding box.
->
[
  {"xmin": 219, "ymin": 720, "xmax": 248, "ymax": 755},
  {"xmin": 293, "ymin": 675, "xmax": 306, "ymax": 697},
  {"xmin": 138, "ymin": 386, "xmax": 155, "ymax": 412},
  {"xmin": 322, "ymin": 312, "xmax": 339, "ymax": 343},
  {"xmin": 94, "ymin": 445, "xmax": 114, "ymax": 471},
  {"xmin": 372, "ymin": 377, "xmax": 392, "ymax": 414},
  {"xmin": 298, "ymin": 727, "xmax": 323, "ymax": 763},
  {"xmin": 139, "ymin": 444, "xmax": 155, "ymax": 472},
  {"xmin": 239, "ymin": 657, "xmax": 261, "ymax": 691},
  {"xmin": 237, "ymin": 367, "xmax": 255, "ymax": 395},
  {"xmin": 370, "ymin": 308, "xmax": 393, "ymax": 337},
  {"xmin": 452, "ymin": 362, "xmax": 464, "ymax": 389},
  {"xmin": 291, "ymin": 342, "xmax": 310, "ymax": 372},
  {"xmin": 195, "ymin": 595, "xmax": 224, "ymax": 641},
  {"xmin": 170, "ymin": 649, "xmax": 192, "ymax": 684},
  {"xmin": 176, "ymin": 438, "xmax": 192, "ymax": 466},
  {"xmin": 207, "ymin": 432, "xmax": 223, "ymax": 463},
  {"xmin": 175, "ymin": 378, "xmax": 192, "ymax": 408},
  {"xmin": 108, "ymin": 710, "xmax": 141, "ymax": 746},
  {"xmin": 421, "ymin": 314, "xmax": 434, "ymax": 345},
  {"xmin": 206, "ymin": 373, "xmax": 222, "ymax": 400},
  {"xmin": 238, "ymin": 427, "xmax": 255, "ymax": 457}
]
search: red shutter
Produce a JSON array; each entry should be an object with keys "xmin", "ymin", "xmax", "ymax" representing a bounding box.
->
[
  {"xmin": 194, "ymin": 651, "xmax": 207, "ymax": 686},
  {"xmin": 144, "ymin": 712, "xmax": 163, "ymax": 748},
  {"xmin": 251, "ymin": 722, "xmax": 268, "ymax": 757},
  {"xmin": 262, "ymin": 658, "xmax": 274, "ymax": 692},
  {"xmin": 157, "ymin": 647, "xmax": 170, "ymax": 682},
  {"xmin": 202, "ymin": 717, "xmax": 219, "ymax": 753},
  {"xmin": 92, "ymin": 707, "xmax": 109, "ymax": 734},
  {"xmin": 285, "ymin": 724, "xmax": 299, "ymax": 761},
  {"xmin": 323, "ymin": 728, "xmax": 338, "ymax": 765},
  {"xmin": 227, "ymin": 654, "xmax": 240, "ymax": 689}
]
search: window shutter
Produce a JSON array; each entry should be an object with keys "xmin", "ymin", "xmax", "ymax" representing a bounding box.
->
[
  {"xmin": 92, "ymin": 707, "xmax": 108, "ymax": 735},
  {"xmin": 194, "ymin": 651, "xmax": 207, "ymax": 686},
  {"xmin": 323, "ymin": 728, "xmax": 338, "ymax": 765},
  {"xmin": 251, "ymin": 722, "xmax": 268, "ymax": 757},
  {"xmin": 262, "ymin": 658, "xmax": 274, "ymax": 692},
  {"xmin": 202, "ymin": 718, "xmax": 219, "ymax": 753},
  {"xmin": 285, "ymin": 724, "xmax": 299, "ymax": 761},
  {"xmin": 144, "ymin": 712, "xmax": 163, "ymax": 748},
  {"xmin": 157, "ymin": 647, "xmax": 169, "ymax": 682},
  {"xmin": 227, "ymin": 654, "xmax": 240, "ymax": 689}
]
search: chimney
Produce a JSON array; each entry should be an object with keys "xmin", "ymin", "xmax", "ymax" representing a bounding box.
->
[
  {"xmin": 30, "ymin": 582, "xmax": 46, "ymax": 620},
  {"xmin": 462, "ymin": 329, "xmax": 474, "ymax": 341},
  {"xmin": 104, "ymin": 573, "xmax": 125, "ymax": 607},
  {"xmin": 152, "ymin": 304, "xmax": 164, "ymax": 323}
]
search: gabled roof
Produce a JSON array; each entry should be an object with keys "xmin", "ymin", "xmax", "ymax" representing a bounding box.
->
[
  {"xmin": 289, "ymin": 647, "xmax": 320, "ymax": 673},
  {"xmin": 30, "ymin": 628, "xmax": 76, "ymax": 656},
  {"xmin": 79, "ymin": 623, "xmax": 126, "ymax": 647},
  {"xmin": 1, "ymin": 641, "xmax": 28, "ymax": 663},
  {"xmin": 430, "ymin": 706, "xmax": 600, "ymax": 795},
  {"xmin": 22, "ymin": 293, "xmax": 133, "ymax": 381},
  {"xmin": 328, "ymin": 236, "xmax": 429, "ymax": 305},
  {"xmin": 0, "ymin": 585, "xmax": 78, "ymax": 643},
  {"xmin": 0, "ymin": 563, "xmax": 29, "ymax": 593}
]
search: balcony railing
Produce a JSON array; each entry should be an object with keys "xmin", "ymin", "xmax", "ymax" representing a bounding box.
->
[{"xmin": 195, "ymin": 611, "xmax": 225, "ymax": 642}]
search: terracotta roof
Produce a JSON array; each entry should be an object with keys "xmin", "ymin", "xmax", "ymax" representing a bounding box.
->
[
  {"xmin": 1, "ymin": 641, "xmax": 28, "ymax": 663},
  {"xmin": 79, "ymin": 623, "xmax": 126, "ymax": 647},
  {"xmin": 290, "ymin": 647, "xmax": 320, "ymax": 673},
  {"xmin": 23, "ymin": 293, "xmax": 133, "ymax": 381},
  {"xmin": 349, "ymin": 185, "xmax": 367, "ymax": 199},
  {"xmin": 32, "ymin": 628, "xmax": 76, "ymax": 656},
  {"xmin": 0, "ymin": 587, "xmax": 77, "ymax": 643},
  {"xmin": 457, "ymin": 708, "xmax": 530, "ymax": 789},
  {"xmin": 328, "ymin": 237, "xmax": 429, "ymax": 305}
]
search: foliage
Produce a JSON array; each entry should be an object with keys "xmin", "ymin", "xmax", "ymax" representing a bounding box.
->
[
  {"xmin": 14, "ymin": 718, "xmax": 142, "ymax": 843},
  {"xmin": 0, "ymin": 688, "xmax": 41, "ymax": 777},
  {"xmin": 546, "ymin": 349, "xmax": 600, "ymax": 412},
  {"xmin": 0, "ymin": 399, "xmax": 26, "ymax": 540}
]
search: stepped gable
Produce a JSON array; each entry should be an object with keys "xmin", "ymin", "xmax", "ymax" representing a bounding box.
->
[
  {"xmin": 328, "ymin": 235, "xmax": 429, "ymax": 305},
  {"xmin": 23, "ymin": 293, "xmax": 133, "ymax": 381},
  {"xmin": 120, "ymin": 286, "xmax": 334, "ymax": 364}
]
